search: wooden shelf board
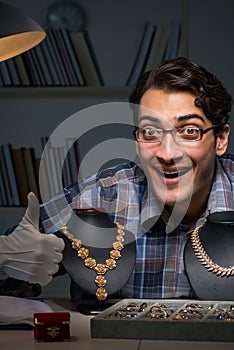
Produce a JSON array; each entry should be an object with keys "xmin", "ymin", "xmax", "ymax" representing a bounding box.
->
[{"xmin": 0, "ymin": 86, "xmax": 133, "ymax": 99}]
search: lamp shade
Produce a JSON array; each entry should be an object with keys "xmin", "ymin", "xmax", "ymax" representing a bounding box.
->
[{"xmin": 0, "ymin": 1, "xmax": 46, "ymax": 61}]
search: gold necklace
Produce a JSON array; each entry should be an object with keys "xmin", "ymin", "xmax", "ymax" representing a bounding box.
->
[
  {"xmin": 191, "ymin": 224, "xmax": 234, "ymax": 277},
  {"xmin": 61, "ymin": 221, "xmax": 125, "ymax": 301}
]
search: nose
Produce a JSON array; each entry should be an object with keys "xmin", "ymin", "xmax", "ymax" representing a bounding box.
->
[{"xmin": 155, "ymin": 133, "xmax": 184, "ymax": 163}]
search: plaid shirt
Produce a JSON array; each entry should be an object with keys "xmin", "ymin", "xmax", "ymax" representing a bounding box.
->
[{"xmin": 40, "ymin": 154, "xmax": 234, "ymax": 299}]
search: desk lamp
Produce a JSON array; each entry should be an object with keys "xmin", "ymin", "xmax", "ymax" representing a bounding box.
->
[{"xmin": 0, "ymin": 1, "xmax": 45, "ymax": 62}]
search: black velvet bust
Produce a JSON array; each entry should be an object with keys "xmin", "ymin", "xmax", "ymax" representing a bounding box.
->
[
  {"xmin": 56, "ymin": 209, "xmax": 136, "ymax": 301},
  {"xmin": 184, "ymin": 211, "xmax": 234, "ymax": 301}
]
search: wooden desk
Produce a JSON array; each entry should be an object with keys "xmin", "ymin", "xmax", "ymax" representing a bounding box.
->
[{"xmin": 0, "ymin": 299, "xmax": 234, "ymax": 350}]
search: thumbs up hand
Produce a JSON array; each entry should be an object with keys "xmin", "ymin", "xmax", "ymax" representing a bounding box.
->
[{"xmin": 0, "ymin": 192, "xmax": 65, "ymax": 285}]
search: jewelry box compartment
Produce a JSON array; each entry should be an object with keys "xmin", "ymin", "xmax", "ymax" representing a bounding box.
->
[{"xmin": 91, "ymin": 298, "xmax": 234, "ymax": 342}]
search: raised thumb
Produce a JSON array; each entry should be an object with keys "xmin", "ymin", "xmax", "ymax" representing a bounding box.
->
[{"xmin": 22, "ymin": 191, "xmax": 40, "ymax": 229}]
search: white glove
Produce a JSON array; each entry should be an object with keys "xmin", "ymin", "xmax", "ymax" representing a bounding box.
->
[{"xmin": 0, "ymin": 192, "xmax": 65, "ymax": 286}]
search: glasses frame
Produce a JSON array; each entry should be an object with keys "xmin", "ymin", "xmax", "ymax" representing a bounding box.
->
[{"xmin": 133, "ymin": 125, "xmax": 219, "ymax": 143}]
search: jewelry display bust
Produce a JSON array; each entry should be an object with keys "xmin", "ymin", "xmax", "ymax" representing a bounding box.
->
[
  {"xmin": 56, "ymin": 209, "xmax": 136, "ymax": 301},
  {"xmin": 184, "ymin": 211, "xmax": 234, "ymax": 301}
]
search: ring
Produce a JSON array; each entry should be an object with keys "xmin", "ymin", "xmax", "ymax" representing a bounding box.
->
[{"xmin": 148, "ymin": 306, "xmax": 168, "ymax": 319}]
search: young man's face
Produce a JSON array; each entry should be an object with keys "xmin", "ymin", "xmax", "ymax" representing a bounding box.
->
[{"xmin": 136, "ymin": 89, "xmax": 229, "ymax": 217}]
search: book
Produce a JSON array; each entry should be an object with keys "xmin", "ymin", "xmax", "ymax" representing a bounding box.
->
[
  {"xmin": 47, "ymin": 147, "xmax": 61, "ymax": 195},
  {"xmin": 0, "ymin": 72, "xmax": 3, "ymax": 86},
  {"xmin": 46, "ymin": 30, "xmax": 70, "ymax": 86},
  {"xmin": 163, "ymin": 21, "xmax": 181, "ymax": 61},
  {"xmin": 0, "ymin": 163, "xmax": 8, "ymax": 206},
  {"xmin": 40, "ymin": 39, "xmax": 61, "ymax": 86},
  {"xmin": 34, "ymin": 44, "xmax": 53, "ymax": 86},
  {"xmin": 69, "ymin": 31, "xmax": 104, "ymax": 86},
  {"xmin": 30, "ymin": 48, "xmax": 47, "ymax": 86},
  {"xmin": 0, "ymin": 61, "xmax": 12, "ymax": 86},
  {"xmin": 60, "ymin": 146, "xmax": 72, "ymax": 188},
  {"xmin": 40, "ymin": 136, "xmax": 52, "ymax": 199},
  {"xmin": 144, "ymin": 26, "xmax": 169, "ymax": 71},
  {"xmin": 0, "ymin": 147, "xmax": 13, "ymax": 206},
  {"xmin": 54, "ymin": 146, "xmax": 70, "ymax": 189},
  {"xmin": 11, "ymin": 148, "xmax": 29, "ymax": 206},
  {"xmin": 51, "ymin": 28, "xmax": 79, "ymax": 86},
  {"xmin": 21, "ymin": 147, "xmax": 39, "ymax": 199},
  {"xmin": 14, "ymin": 55, "xmax": 30, "ymax": 86},
  {"xmin": 37, "ymin": 157, "xmax": 50, "ymax": 203},
  {"xmin": 65, "ymin": 138, "xmax": 80, "ymax": 184},
  {"xmin": 59, "ymin": 28, "xmax": 85, "ymax": 86},
  {"xmin": 40, "ymin": 137, "xmax": 62, "ymax": 198},
  {"xmin": 126, "ymin": 22, "xmax": 156, "ymax": 86},
  {"xmin": 1, "ymin": 144, "xmax": 21, "ymax": 206},
  {"xmin": 22, "ymin": 50, "xmax": 41, "ymax": 86},
  {"xmin": 6, "ymin": 58, "xmax": 21, "ymax": 86}
]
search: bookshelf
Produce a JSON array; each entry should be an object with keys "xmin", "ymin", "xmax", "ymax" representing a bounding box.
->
[
  {"xmin": 0, "ymin": 86, "xmax": 133, "ymax": 99},
  {"xmin": 0, "ymin": 0, "xmax": 188, "ymax": 224}
]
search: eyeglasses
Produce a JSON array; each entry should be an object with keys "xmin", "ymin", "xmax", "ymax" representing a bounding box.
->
[{"xmin": 133, "ymin": 125, "xmax": 219, "ymax": 143}]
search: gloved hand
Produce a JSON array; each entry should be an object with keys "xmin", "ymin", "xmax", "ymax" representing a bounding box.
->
[{"xmin": 0, "ymin": 192, "xmax": 65, "ymax": 285}]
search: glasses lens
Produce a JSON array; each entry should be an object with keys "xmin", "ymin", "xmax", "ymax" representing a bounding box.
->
[
  {"xmin": 175, "ymin": 127, "xmax": 201, "ymax": 142},
  {"xmin": 137, "ymin": 128, "xmax": 162, "ymax": 142}
]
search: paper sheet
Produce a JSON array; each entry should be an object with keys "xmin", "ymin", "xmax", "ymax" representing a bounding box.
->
[{"xmin": 0, "ymin": 296, "xmax": 53, "ymax": 326}]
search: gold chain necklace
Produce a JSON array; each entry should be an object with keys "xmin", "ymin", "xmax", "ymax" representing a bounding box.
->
[
  {"xmin": 191, "ymin": 224, "xmax": 234, "ymax": 277},
  {"xmin": 61, "ymin": 221, "xmax": 125, "ymax": 301}
]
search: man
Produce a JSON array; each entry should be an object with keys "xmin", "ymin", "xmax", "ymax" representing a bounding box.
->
[{"xmin": 1, "ymin": 57, "xmax": 233, "ymax": 299}]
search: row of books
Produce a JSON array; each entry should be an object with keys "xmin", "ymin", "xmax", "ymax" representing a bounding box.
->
[
  {"xmin": 0, "ymin": 139, "xmax": 81, "ymax": 207},
  {"xmin": 0, "ymin": 22, "xmax": 185, "ymax": 88},
  {"xmin": 0, "ymin": 144, "xmax": 40, "ymax": 207},
  {"xmin": 40, "ymin": 137, "xmax": 81, "ymax": 202},
  {"xmin": 0, "ymin": 28, "xmax": 104, "ymax": 87},
  {"xmin": 126, "ymin": 21, "xmax": 186, "ymax": 86}
]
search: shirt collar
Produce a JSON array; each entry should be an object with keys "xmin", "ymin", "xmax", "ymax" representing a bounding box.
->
[{"xmin": 206, "ymin": 157, "xmax": 234, "ymax": 214}]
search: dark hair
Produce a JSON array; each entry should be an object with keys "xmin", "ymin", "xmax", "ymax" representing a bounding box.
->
[{"xmin": 129, "ymin": 57, "xmax": 233, "ymax": 132}]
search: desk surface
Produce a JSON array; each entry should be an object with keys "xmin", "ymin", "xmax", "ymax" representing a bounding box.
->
[{"xmin": 0, "ymin": 299, "xmax": 234, "ymax": 350}]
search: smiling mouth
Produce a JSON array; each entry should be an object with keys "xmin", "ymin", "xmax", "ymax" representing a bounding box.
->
[{"xmin": 157, "ymin": 168, "xmax": 191, "ymax": 179}]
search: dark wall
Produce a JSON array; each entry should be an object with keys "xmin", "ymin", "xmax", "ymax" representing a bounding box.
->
[{"xmin": 1, "ymin": 0, "xmax": 234, "ymax": 153}]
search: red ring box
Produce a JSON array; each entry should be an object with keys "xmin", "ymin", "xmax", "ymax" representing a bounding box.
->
[{"xmin": 34, "ymin": 312, "xmax": 70, "ymax": 342}]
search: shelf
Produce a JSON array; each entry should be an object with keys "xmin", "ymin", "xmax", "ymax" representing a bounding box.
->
[
  {"xmin": 0, "ymin": 86, "xmax": 134, "ymax": 99},
  {"xmin": 0, "ymin": 206, "xmax": 26, "ymax": 210}
]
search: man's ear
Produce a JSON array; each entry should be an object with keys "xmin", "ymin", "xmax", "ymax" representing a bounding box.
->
[{"xmin": 215, "ymin": 124, "xmax": 230, "ymax": 156}]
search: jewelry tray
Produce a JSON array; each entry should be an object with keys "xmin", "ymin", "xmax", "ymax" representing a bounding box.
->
[{"xmin": 91, "ymin": 298, "xmax": 234, "ymax": 342}]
